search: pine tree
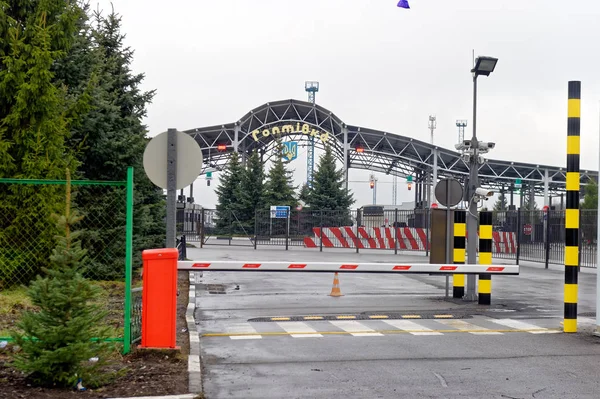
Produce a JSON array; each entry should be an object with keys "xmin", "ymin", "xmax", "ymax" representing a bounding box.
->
[
  {"xmin": 263, "ymin": 144, "xmax": 297, "ymax": 209},
  {"xmin": 11, "ymin": 171, "xmax": 113, "ymax": 388},
  {"xmin": 234, "ymin": 151, "xmax": 266, "ymax": 232},
  {"xmin": 309, "ymin": 145, "xmax": 355, "ymax": 211},
  {"xmin": 215, "ymin": 152, "xmax": 244, "ymax": 234},
  {"xmin": 0, "ymin": 1, "xmax": 84, "ymax": 286}
]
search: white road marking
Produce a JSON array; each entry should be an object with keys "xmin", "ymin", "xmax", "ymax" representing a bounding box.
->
[
  {"xmin": 382, "ymin": 319, "xmax": 443, "ymax": 336},
  {"xmin": 329, "ymin": 320, "xmax": 384, "ymax": 337},
  {"xmin": 226, "ymin": 323, "xmax": 262, "ymax": 340},
  {"xmin": 276, "ymin": 322, "xmax": 323, "ymax": 338},
  {"xmin": 486, "ymin": 318, "xmax": 559, "ymax": 333},
  {"xmin": 435, "ymin": 319, "xmax": 503, "ymax": 335}
]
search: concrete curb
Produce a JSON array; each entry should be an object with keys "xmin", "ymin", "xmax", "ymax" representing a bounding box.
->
[
  {"xmin": 187, "ymin": 271, "xmax": 202, "ymax": 394},
  {"xmin": 110, "ymin": 395, "xmax": 199, "ymax": 399}
]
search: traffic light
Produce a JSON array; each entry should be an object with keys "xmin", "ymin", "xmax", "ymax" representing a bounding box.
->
[
  {"xmin": 217, "ymin": 143, "xmax": 227, "ymax": 152},
  {"xmin": 370, "ymin": 181, "xmax": 375, "ymax": 189},
  {"xmin": 406, "ymin": 175, "xmax": 413, "ymax": 191}
]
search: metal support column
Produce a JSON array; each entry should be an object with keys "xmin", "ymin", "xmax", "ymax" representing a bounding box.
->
[
  {"xmin": 564, "ymin": 80, "xmax": 581, "ymax": 333},
  {"xmin": 343, "ymin": 125, "xmax": 349, "ymax": 191}
]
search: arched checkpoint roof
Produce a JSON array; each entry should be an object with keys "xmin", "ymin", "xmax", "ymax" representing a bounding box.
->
[{"xmin": 183, "ymin": 99, "xmax": 597, "ymax": 195}]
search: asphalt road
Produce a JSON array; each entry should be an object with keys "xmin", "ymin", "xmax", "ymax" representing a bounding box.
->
[{"xmin": 190, "ymin": 246, "xmax": 600, "ymax": 399}]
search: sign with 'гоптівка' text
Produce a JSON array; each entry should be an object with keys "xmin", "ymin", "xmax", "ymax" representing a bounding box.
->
[{"xmin": 251, "ymin": 123, "xmax": 330, "ymax": 144}]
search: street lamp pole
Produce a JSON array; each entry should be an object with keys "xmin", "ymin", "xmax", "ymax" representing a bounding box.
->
[
  {"xmin": 464, "ymin": 56, "xmax": 498, "ymax": 301},
  {"xmin": 465, "ymin": 74, "xmax": 480, "ymax": 300}
]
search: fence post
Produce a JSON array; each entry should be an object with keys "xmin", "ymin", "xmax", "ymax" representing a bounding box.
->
[
  {"xmin": 516, "ymin": 208, "xmax": 521, "ymax": 265},
  {"xmin": 200, "ymin": 209, "xmax": 205, "ymax": 248},
  {"xmin": 425, "ymin": 208, "xmax": 430, "ymax": 257},
  {"xmin": 545, "ymin": 210, "xmax": 551, "ymax": 269},
  {"xmin": 394, "ymin": 208, "xmax": 398, "ymax": 255},
  {"xmin": 285, "ymin": 209, "xmax": 289, "ymax": 251},
  {"xmin": 355, "ymin": 210, "xmax": 359, "ymax": 254},
  {"xmin": 182, "ymin": 235, "xmax": 187, "ymax": 260},
  {"xmin": 254, "ymin": 209, "xmax": 258, "ymax": 250},
  {"xmin": 123, "ymin": 166, "xmax": 134, "ymax": 355},
  {"xmin": 320, "ymin": 211, "xmax": 323, "ymax": 252}
]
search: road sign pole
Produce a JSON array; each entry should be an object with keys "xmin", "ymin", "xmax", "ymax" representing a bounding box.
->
[{"xmin": 166, "ymin": 128, "xmax": 178, "ymax": 248}]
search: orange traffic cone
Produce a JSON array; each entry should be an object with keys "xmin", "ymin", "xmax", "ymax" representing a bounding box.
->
[{"xmin": 329, "ymin": 272, "xmax": 343, "ymax": 297}]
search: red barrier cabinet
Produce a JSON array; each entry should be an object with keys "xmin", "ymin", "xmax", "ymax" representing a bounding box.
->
[{"xmin": 140, "ymin": 248, "xmax": 179, "ymax": 349}]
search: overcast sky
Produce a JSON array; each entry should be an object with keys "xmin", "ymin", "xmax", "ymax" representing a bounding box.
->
[{"xmin": 97, "ymin": 0, "xmax": 600, "ymax": 208}]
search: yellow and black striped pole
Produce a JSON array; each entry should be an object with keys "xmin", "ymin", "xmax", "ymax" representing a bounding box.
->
[
  {"xmin": 564, "ymin": 81, "xmax": 581, "ymax": 333},
  {"xmin": 478, "ymin": 211, "xmax": 493, "ymax": 305},
  {"xmin": 453, "ymin": 210, "xmax": 466, "ymax": 298}
]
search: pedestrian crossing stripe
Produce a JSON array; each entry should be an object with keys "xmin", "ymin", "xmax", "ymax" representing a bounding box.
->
[
  {"xmin": 256, "ymin": 313, "xmax": 462, "ymax": 322},
  {"xmin": 204, "ymin": 319, "xmax": 561, "ymax": 339}
]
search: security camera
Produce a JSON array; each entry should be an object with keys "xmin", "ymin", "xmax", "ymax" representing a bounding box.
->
[
  {"xmin": 478, "ymin": 141, "xmax": 495, "ymax": 150},
  {"xmin": 474, "ymin": 187, "xmax": 494, "ymax": 199}
]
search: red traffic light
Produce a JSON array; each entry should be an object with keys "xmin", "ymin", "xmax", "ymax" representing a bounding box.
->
[
  {"xmin": 356, "ymin": 146, "xmax": 364, "ymax": 153},
  {"xmin": 217, "ymin": 144, "xmax": 227, "ymax": 152},
  {"xmin": 407, "ymin": 183, "xmax": 412, "ymax": 191},
  {"xmin": 369, "ymin": 181, "xmax": 374, "ymax": 189}
]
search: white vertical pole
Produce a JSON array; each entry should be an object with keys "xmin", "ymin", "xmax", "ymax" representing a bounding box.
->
[
  {"xmin": 432, "ymin": 148, "xmax": 438, "ymax": 205},
  {"xmin": 596, "ymin": 100, "xmax": 600, "ymax": 335}
]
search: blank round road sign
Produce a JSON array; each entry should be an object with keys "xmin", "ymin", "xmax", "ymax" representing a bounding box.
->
[{"xmin": 143, "ymin": 130, "xmax": 203, "ymax": 190}]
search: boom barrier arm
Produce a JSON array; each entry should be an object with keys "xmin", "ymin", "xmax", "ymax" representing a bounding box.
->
[{"xmin": 177, "ymin": 261, "xmax": 519, "ymax": 275}]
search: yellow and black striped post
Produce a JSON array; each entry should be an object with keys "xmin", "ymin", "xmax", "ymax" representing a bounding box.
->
[
  {"xmin": 564, "ymin": 81, "xmax": 581, "ymax": 333},
  {"xmin": 453, "ymin": 210, "xmax": 466, "ymax": 298},
  {"xmin": 478, "ymin": 211, "xmax": 493, "ymax": 305}
]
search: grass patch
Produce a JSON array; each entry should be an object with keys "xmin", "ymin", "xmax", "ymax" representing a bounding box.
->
[
  {"xmin": 1, "ymin": 280, "xmax": 129, "ymax": 339},
  {"xmin": 0, "ymin": 286, "xmax": 36, "ymax": 336}
]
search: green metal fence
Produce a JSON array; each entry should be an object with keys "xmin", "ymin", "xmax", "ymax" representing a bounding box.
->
[{"xmin": 0, "ymin": 167, "xmax": 137, "ymax": 354}]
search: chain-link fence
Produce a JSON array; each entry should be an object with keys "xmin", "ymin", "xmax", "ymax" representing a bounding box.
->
[
  {"xmin": 0, "ymin": 171, "xmax": 138, "ymax": 353},
  {"xmin": 0, "ymin": 183, "xmax": 126, "ymax": 287}
]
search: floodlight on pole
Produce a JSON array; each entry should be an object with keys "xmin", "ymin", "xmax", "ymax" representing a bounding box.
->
[
  {"xmin": 471, "ymin": 56, "xmax": 498, "ymax": 76},
  {"xmin": 465, "ymin": 55, "xmax": 498, "ymax": 302}
]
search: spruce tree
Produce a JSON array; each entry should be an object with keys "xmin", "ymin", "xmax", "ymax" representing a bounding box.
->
[
  {"xmin": 298, "ymin": 183, "xmax": 311, "ymax": 207},
  {"xmin": 492, "ymin": 192, "xmax": 508, "ymax": 211},
  {"xmin": 215, "ymin": 152, "xmax": 244, "ymax": 234},
  {"xmin": 581, "ymin": 179, "xmax": 597, "ymax": 210},
  {"xmin": 235, "ymin": 151, "xmax": 266, "ymax": 232},
  {"xmin": 264, "ymin": 144, "xmax": 298, "ymax": 209},
  {"xmin": 58, "ymin": 9, "xmax": 164, "ymax": 278},
  {"xmin": 11, "ymin": 171, "xmax": 113, "ymax": 388},
  {"xmin": 309, "ymin": 145, "xmax": 355, "ymax": 210},
  {"xmin": 0, "ymin": 1, "xmax": 84, "ymax": 286}
]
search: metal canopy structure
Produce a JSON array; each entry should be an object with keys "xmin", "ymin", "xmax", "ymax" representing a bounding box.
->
[{"xmin": 183, "ymin": 99, "xmax": 598, "ymax": 196}]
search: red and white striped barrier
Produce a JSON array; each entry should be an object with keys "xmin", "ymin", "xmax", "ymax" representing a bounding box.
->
[
  {"xmin": 177, "ymin": 261, "xmax": 519, "ymax": 275},
  {"xmin": 304, "ymin": 227, "xmax": 517, "ymax": 254}
]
